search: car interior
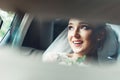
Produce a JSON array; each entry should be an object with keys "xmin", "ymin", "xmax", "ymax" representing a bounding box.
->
[{"xmin": 0, "ymin": 0, "xmax": 120, "ymax": 80}]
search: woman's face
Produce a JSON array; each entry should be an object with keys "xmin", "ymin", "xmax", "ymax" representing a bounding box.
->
[{"xmin": 68, "ymin": 19, "xmax": 94, "ymax": 55}]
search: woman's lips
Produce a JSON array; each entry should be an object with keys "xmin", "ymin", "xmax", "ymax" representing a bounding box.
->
[{"xmin": 72, "ymin": 40, "xmax": 83, "ymax": 47}]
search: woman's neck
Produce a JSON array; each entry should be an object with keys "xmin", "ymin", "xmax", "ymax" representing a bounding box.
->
[{"xmin": 67, "ymin": 52, "xmax": 86, "ymax": 59}]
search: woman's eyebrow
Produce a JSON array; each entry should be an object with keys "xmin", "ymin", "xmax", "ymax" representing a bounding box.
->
[{"xmin": 68, "ymin": 22, "xmax": 73, "ymax": 25}]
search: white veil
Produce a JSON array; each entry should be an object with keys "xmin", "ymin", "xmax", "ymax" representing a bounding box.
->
[
  {"xmin": 98, "ymin": 24, "xmax": 119, "ymax": 63},
  {"xmin": 43, "ymin": 28, "xmax": 72, "ymax": 54},
  {"xmin": 42, "ymin": 23, "xmax": 120, "ymax": 63}
]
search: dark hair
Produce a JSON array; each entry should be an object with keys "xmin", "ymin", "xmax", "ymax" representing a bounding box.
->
[
  {"xmin": 87, "ymin": 23, "xmax": 107, "ymax": 61},
  {"xmin": 94, "ymin": 23, "xmax": 107, "ymax": 49}
]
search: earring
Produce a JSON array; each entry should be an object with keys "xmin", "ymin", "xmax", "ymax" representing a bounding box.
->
[{"xmin": 97, "ymin": 38, "xmax": 101, "ymax": 41}]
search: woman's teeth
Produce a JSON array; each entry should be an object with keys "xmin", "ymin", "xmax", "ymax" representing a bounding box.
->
[
  {"xmin": 73, "ymin": 41, "xmax": 83, "ymax": 44},
  {"xmin": 73, "ymin": 42, "xmax": 80, "ymax": 44}
]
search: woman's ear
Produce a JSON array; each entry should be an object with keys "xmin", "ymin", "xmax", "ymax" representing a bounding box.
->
[
  {"xmin": 97, "ymin": 30, "xmax": 106, "ymax": 41},
  {"xmin": 96, "ymin": 30, "xmax": 106, "ymax": 49}
]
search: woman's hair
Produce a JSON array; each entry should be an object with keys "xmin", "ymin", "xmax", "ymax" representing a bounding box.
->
[
  {"xmin": 93, "ymin": 23, "xmax": 107, "ymax": 49},
  {"xmin": 87, "ymin": 23, "xmax": 107, "ymax": 60}
]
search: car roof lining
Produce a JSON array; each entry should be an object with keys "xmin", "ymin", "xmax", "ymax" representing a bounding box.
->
[{"xmin": 0, "ymin": 0, "xmax": 120, "ymax": 24}]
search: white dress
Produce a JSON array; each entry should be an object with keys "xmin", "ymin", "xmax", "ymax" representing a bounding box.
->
[{"xmin": 42, "ymin": 52, "xmax": 87, "ymax": 66}]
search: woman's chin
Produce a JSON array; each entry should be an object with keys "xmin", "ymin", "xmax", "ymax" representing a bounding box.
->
[{"xmin": 73, "ymin": 49, "xmax": 82, "ymax": 54}]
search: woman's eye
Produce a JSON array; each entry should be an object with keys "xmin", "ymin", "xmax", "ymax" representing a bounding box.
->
[
  {"xmin": 81, "ymin": 25, "xmax": 90, "ymax": 30},
  {"xmin": 68, "ymin": 26, "xmax": 74, "ymax": 31}
]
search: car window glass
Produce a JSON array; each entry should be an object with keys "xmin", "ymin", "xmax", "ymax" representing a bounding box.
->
[{"xmin": 0, "ymin": 9, "xmax": 15, "ymax": 41}]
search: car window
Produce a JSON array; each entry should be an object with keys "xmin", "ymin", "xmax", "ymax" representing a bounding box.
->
[{"xmin": 0, "ymin": 9, "xmax": 15, "ymax": 41}]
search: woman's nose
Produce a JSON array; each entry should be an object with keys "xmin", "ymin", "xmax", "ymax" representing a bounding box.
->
[{"xmin": 73, "ymin": 30, "xmax": 80, "ymax": 38}]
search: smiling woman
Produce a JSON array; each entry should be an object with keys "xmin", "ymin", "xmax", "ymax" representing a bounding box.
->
[
  {"xmin": 42, "ymin": 18, "xmax": 115, "ymax": 66},
  {"xmin": 67, "ymin": 18, "xmax": 106, "ymax": 61}
]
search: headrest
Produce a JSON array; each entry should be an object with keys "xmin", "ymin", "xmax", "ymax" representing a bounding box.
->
[{"xmin": 107, "ymin": 23, "xmax": 120, "ymax": 53}]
